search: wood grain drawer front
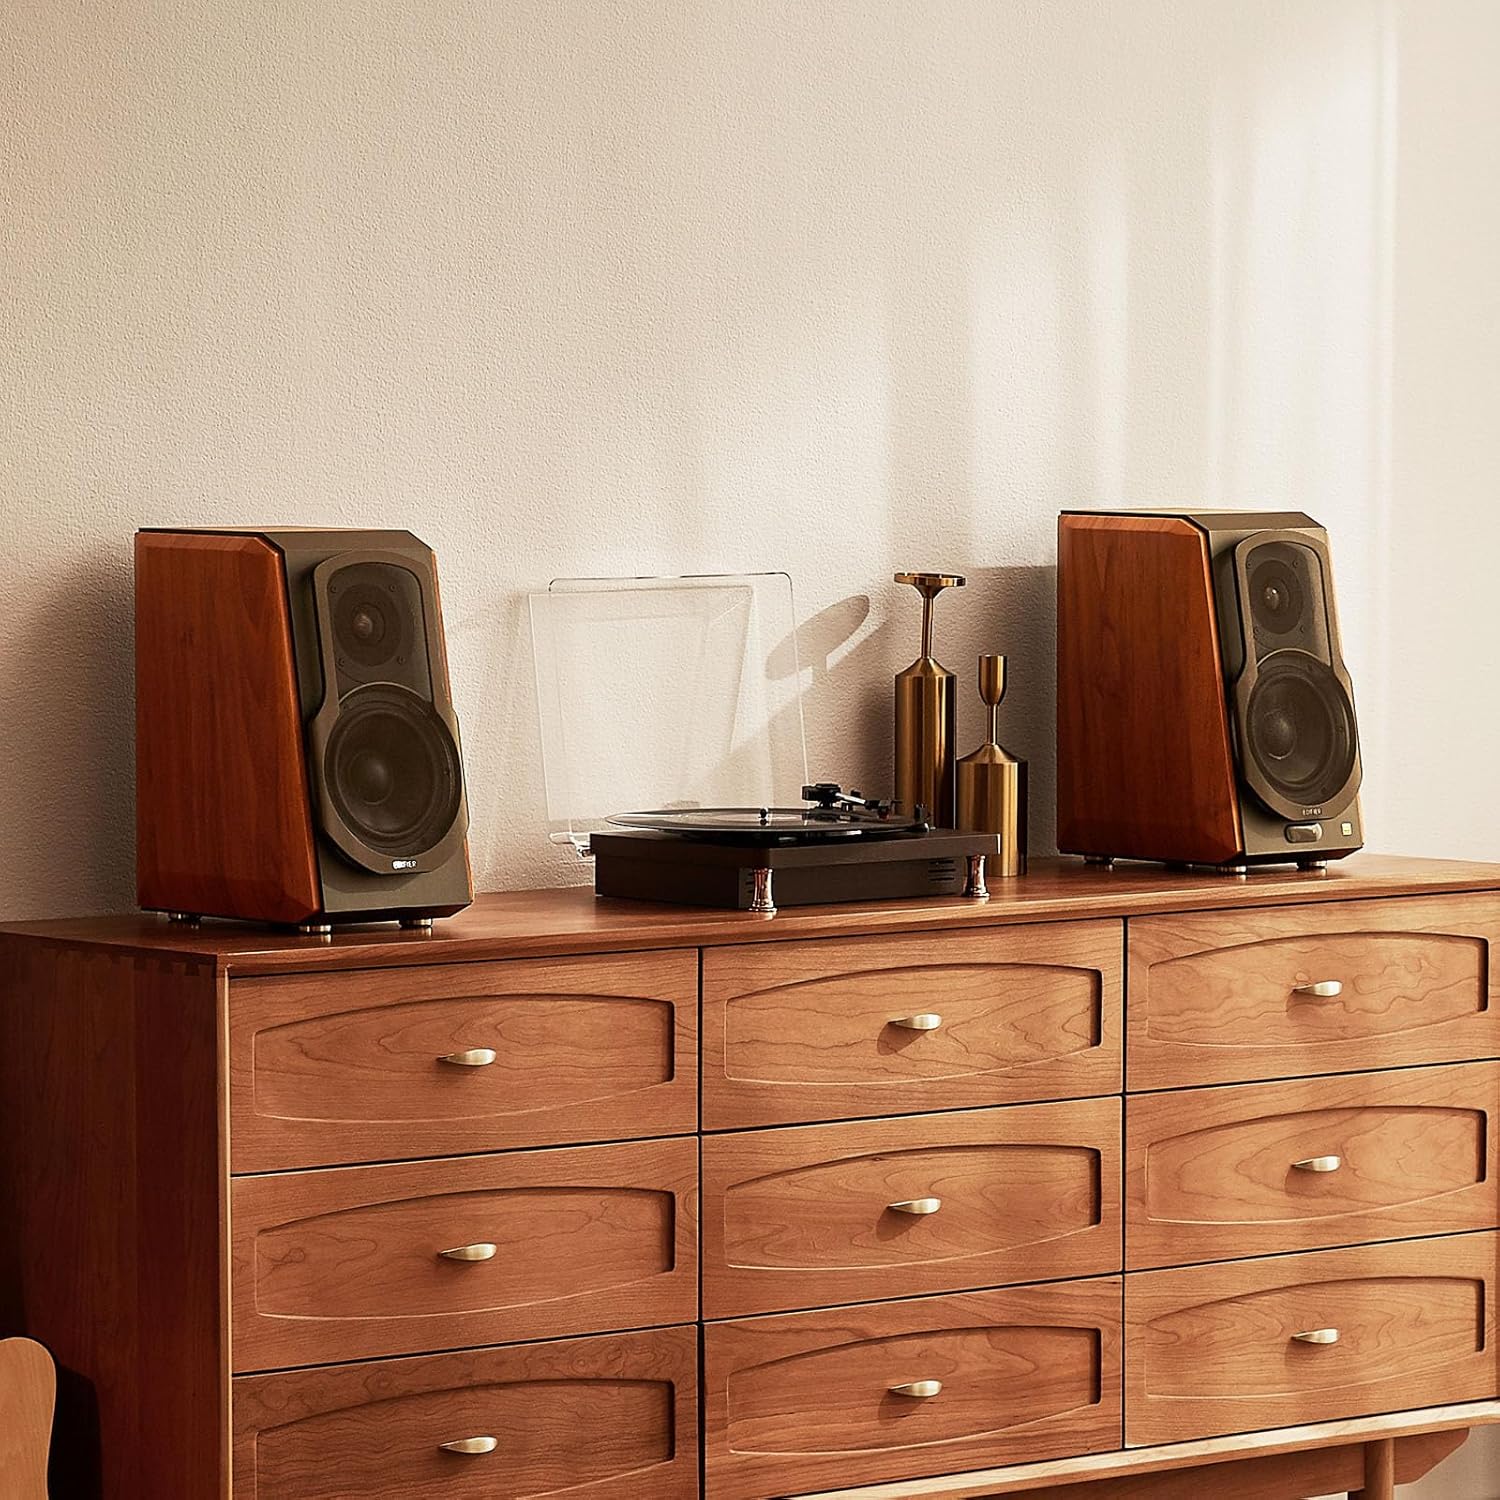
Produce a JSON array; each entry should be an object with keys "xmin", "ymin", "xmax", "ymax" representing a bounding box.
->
[
  {"xmin": 705, "ymin": 1279, "xmax": 1122, "ymax": 1500},
  {"xmin": 703, "ymin": 1098, "xmax": 1122, "ymax": 1318},
  {"xmin": 230, "ymin": 1137, "xmax": 697, "ymax": 1372},
  {"xmin": 1125, "ymin": 1232, "xmax": 1500, "ymax": 1445},
  {"xmin": 229, "ymin": 950, "xmax": 697, "ymax": 1172},
  {"xmin": 1127, "ymin": 894, "xmax": 1500, "ymax": 1090},
  {"xmin": 702, "ymin": 921, "xmax": 1122, "ymax": 1130},
  {"xmin": 1126, "ymin": 1062, "xmax": 1500, "ymax": 1269},
  {"xmin": 232, "ymin": 1324, "xmax": 699, "ymax": 1499}
]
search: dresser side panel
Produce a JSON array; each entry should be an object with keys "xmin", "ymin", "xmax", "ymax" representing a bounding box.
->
[{"xmin": 0, "ymin": 937, "xmax": 226, "ymax": 1497}]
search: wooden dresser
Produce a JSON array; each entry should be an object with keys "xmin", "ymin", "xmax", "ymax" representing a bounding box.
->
[{"xmin": 3, "ymin": 855, "xmax": 1500, "ymax": 1499}]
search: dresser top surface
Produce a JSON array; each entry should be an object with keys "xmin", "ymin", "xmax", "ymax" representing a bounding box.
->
[{"xmin": 3, "ymin": 853, "xmax": 1498, "ymax": 977}]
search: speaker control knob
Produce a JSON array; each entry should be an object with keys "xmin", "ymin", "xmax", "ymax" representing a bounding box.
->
[{"xmin": 1286, "ymin": 822, "xmax": 1323, "ymax": 844}]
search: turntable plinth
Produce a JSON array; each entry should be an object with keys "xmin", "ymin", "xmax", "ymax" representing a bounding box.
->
[{"xmin": 590, "ymin": 826, "xmax": 999, "ymax": 910}]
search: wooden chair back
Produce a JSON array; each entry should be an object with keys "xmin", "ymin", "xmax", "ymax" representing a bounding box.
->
[{"xmin": 0, "ymin": 1338, "xmax": 54, "ymax": 1498}]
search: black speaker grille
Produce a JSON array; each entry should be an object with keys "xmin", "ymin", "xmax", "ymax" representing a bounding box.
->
[
  {"xmin": 1244, "ymin": 652, "xmax": 1357, "ymax": 811},
  {"xmin": 324, "ymin": 685, "xmax": 463, "ymax": 860}
]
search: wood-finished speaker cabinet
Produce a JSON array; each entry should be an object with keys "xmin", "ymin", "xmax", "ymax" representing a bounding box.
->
[
  {"xmin": 1057, "ymin": 509, "xmax": 1363, "ymax": 871},
  {"xmin": 136, "ymin": 528, "xmax": 472, "ymax": 928}
]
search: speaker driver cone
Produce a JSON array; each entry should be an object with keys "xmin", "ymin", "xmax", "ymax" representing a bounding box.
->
[
  {"xmin": 324, "ymin": 685, "xmax": 462, "ymax": 861},
  {"xmin": 1248, "ymin": 554, "xmax": 1306, "ymax": 639},
  {"xmin": 1244, "ymin": 653, "xmax": 1357, "ymax": 814},
  {"xmin": 328, "ymin": 562, "xmax": 419, "ymax": 678}
]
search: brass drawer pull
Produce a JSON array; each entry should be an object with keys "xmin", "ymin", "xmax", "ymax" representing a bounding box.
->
[
  {"xmin": 888, "ymin": 1013, "xmax": 942, "ymax": 1032},
  {"xmin": 887, "ymin": 1197, "xmax": 942, "ymax": 1216},
  {"xmin": 1292, "ymin": 1155, "xmax": 1343, "ymax": 1173},
  {"xmin": 1291, "ymin": 1327, "xmax": 1340, "ymax": 1345},
  {"xmin": 889, "ymin": 1379, "xmax": 943, "ymax": 1398},
  {"xmin": 440, "ymin": 1047, "xmax": 497, "ymax": 1067},
  {"xmin": 1292, "ymin": 980, "xmax": 1343, "ymax": 998},
  {"xmin": 439, "ymin": 1242, "xmax": 497, "ymax": 1262},
  {"xmin": 439, "ymin": 1435, "xmax": 499, "ymax": 1456}
]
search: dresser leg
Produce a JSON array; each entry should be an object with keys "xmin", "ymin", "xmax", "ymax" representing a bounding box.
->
[{"xmin": 1351, "ymin": 1436, "xmax": 1396, "ymax": 1499}]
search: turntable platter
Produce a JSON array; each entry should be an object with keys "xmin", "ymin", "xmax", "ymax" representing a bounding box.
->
[{"xmin": 607, "ymin": 805, "xmax": 927, "ymax": 839}]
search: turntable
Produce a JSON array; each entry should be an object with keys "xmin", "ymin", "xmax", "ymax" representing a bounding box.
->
[
  {"xmin": 528, "ymin": 573, "xmax": 998, "ymax": 914},
  {"xmin": 591, "ymin": 782, "xmax": 997, "ymax": 913}
]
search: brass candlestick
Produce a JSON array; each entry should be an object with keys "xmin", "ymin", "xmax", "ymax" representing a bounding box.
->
[
  {"xmin": 893, "ymin": 571, "xmax": 965, "ymax": 826},
  {"xmin": 956, "ymin": 654, "xmax": 1027, "ymax": 876}
]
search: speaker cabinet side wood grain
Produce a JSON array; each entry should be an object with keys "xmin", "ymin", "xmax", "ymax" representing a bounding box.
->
[
  {"xmin": 1056, "ymin": 512, "xmax": 1243, "ymax": 865},
  {"xmin": 135, "ymin": 530, "xmax": 321, "ymax": 924}
]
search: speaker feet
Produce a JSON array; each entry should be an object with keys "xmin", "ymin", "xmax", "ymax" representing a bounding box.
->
[
  {"xmin": 165, "ymin": 912, "xmax": 202, "ymax": 926},
  {"xmin": 297, "ymin": 920, "xmax": 334, "ymax": 936},
  {"xmin": 1084, "ymin": 855, "xmax": 1116, "ymax": 868},
  {"xmin": 399, "ymin": 916, "xmax": 435, "ymax": 931},
  {"xmin": 1297, "ymin": 857, "xmax": 1328, "ymax": 871}
]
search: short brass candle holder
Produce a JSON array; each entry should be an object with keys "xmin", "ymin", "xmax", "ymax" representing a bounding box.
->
[{"xmin": 955, "ymin": 653, "xmax": 1027, "ymax": 876}]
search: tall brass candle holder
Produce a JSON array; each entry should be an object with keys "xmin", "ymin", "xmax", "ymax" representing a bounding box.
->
[
  {"xmin": 893, "ymin": 571, "xmax": 965, "ymax": 826},
  {"xmin": 956, "ymin": 653, "xmax": 1027, "ymax": 876}
]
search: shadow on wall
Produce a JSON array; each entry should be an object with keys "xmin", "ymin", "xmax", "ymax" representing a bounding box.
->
[
  {"xmin": 466, "ymin": 564, "xmax": 1056, "ymax": 887},
  {"xmin": 0, "ymin": 556, "xmax": 134, "ymax": 917},
  {"xmin": 784, "ymin": 565, "xmax": 1057, "ymax": 850},
  {"xmin": 954, "ymin": 564, "xmax": 1058, "ymax": 857}
]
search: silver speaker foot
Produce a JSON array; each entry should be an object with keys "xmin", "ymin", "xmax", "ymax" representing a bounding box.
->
[
  {"xmin": 1297, "ymin": 858, "xmax": 1328, "ymax": 872},
  {"xmin": 1084, "ymin": 855, "xmax": 1115, "ymax": 868},
  {"xmin": 400, "ymin": 916, "xmax": 435, "ymax": 931},
  {"xmin": 165, "ymin": 912, "xmax": 202, "ymax": 926},
  {"xmin": 964, "ymin": 853, "xmax": 990, "ymax": 900},
  {"xmin": 297, "ymin": 920, "xmax": 334, "ymax": 936}
]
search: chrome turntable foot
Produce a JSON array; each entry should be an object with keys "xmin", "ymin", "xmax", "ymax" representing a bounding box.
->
[{"xmin": 749, "ymin": 867, "xmax": 776, "ymax": 916}]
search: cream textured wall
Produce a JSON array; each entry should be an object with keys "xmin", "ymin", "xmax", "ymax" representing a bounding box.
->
[{"xmin": 3, "ymin": 2, "xmax": 1499, "ymax": 1489}]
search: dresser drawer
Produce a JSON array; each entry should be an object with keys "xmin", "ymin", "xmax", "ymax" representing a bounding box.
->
[
  {"xmin": 1125, "ymin": 1232, "xmax": 1500, "ymax": 1445},
  {"xmin": 230, "ymin": 1137, "xmax": 697, "ymax": 1371},
  {"xmin": 1127, "ymin": 1061, "xmax": 1500, "ymax": 1268},
  {"xmin": 702, "ymin": 921, "xmax": 1122, "ymax": 1129},
  {"xmin": 232, "ymin": 1324, "xmax": 698, "ymax": 1499},
  {"xmin": 229, "ymin": 950, "xmax": 698, "ymax": 1172},
  {"xmin": 705, "ymin": 1278, "xmax": 1121, "ymax": 1499},
  {"xmin": 1127, "ymin": 893, "xmax": 1500, "ymax": 1089},
  {"xmin": 703, "ymin": 1098, "xmax": 1121, "ymax": 1318}
]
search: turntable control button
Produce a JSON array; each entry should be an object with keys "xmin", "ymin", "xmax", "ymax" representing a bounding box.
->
[{"xmin": 1286, "ymin": 822, "xmax": 1323, "ymax": 845}]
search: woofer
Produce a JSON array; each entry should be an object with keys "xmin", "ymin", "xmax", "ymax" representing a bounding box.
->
[
  {"xmin": 1243, "ymin": 652, "xmax": 1358, "ymax": 816},
  {"xmin": 323, "ymin": 684, "xmax": 463, "ymax": 864}
]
